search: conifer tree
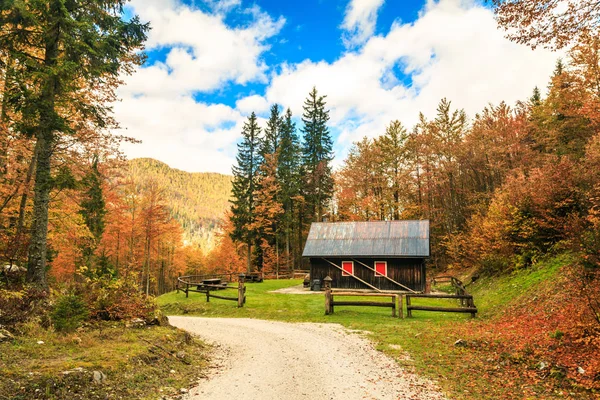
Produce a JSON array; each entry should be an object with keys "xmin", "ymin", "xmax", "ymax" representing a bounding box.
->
[
  {"xmin": 230, "ymin": 112, "xmax": 262, "ymax": 273},
  {"xmin": 0, "ymin": 1, "xmax": 148, "ymax": 287},
  {"xmin": 80, "ymin": 158, "xmax": 106, "ymax": 242},
  {"xmin": 301, "ymin": 87, "xmax": 334, "ymax": 223},
  {"xmin": 261, "ymin": 104, "xmax": 282, "ymax": 157},
  {"xmin": 278, "ymin": 108, "xmax": 302, "ymax": 268},
  {"xmin": 79, "ymin": 157, "xmax": 107, "ymax": 273}
]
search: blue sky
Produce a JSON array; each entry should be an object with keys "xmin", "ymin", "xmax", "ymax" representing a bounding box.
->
[
  {"xmin": 114, "ymin": 0, "xmax": 559, "ymax": 173},
  {"xmin": 141, "ymin": 0, "xmax": 427, "ymax": 108}
]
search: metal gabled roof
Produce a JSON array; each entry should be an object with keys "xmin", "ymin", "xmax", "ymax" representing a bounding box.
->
[{"xmin": 302, "ymin": 220, "xmax": 430, "ymax": 258}]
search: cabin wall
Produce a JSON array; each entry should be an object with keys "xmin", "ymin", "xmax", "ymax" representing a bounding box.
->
[{"xmin": 309, "ymin": 257, "xmax": 426, "ymax": 292}]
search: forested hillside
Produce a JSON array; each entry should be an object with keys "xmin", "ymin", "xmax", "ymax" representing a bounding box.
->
[{"xmin": 126, "ymin": 158, "xmax": 232, "ymax": 251}]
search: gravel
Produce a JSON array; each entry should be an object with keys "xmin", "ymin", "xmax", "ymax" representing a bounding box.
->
[{"xmin": 168, "ymin": 316, "xmax": 447, "ymax": 400}]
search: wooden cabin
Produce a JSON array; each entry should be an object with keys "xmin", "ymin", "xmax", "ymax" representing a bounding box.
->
[{"xmin": 302, "ymin": 220, "xmax": 429, "ymax": 292}]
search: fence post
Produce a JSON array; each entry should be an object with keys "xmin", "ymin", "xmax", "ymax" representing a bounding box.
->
[
  {"xmin": 238, "ymin": 274, "xmax": 245, "ymax": 308},
  {"xmin": 391, "ymin": 295, "xmax": 397, "ymax": 318},
  {"xmin": 406, "ymin": 295, "xmax": 412, "ymax": 317},
  {"xmin": 323, "ymin": 276, "xmax": 332, "ymax": 315},
  {"xmin": 398, "ymin": 295, "xmax": 403, "ymax": 319},
  {"xmin": 206, "ymin": 288, "xmax": 210, "ymax": 302},
  {"xmin": 185, "ymin": 282, "xmax": 189, "ymax": 298}
]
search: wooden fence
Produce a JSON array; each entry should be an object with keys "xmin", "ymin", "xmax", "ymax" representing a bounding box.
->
[
  {"xmin": 406, "ymin": 276, "xmax": 477, "ymax": 318},
  {"xmin": 324, "ymin": 279, "xmax": 402, "ymax": 318},
  {"xmin": 406, "ymin": 293, "xmax": 477, "ymax": 318},
  {"xmin": 177, "ymin": 274, "xmax": 247, "ymax": 308}
]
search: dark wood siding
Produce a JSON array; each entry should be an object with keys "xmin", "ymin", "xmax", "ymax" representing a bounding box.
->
[{"xmin": 309, "ymin": 257, "xmax": 426, "ymax": 292}]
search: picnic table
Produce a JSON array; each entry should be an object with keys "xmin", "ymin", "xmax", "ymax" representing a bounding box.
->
[{"xmin": 197, "ymin": 278, "xmax": 227, "ymax": 290}]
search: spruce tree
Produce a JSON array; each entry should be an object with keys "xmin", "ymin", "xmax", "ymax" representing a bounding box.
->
[
  {"xmin": 278, "ymin": 108, "xmax": 302, "ymax": 268},
  {"xmin": 261, "ymin": 104, "xmax": 282, "ymax": 157},
  {"xmin": 79, "ymin": 157, "xmax": 107, "ymax": 274},
  {"xmin": 254, "ymin": 104, "xmax": 283, "ymax": 271},
  {"xmin": 0, "ymin": 1, "xmax": 148, "ymax": 287},
  {"xmin": 301, "ymin": 87, "xmax": 334, "ymax": 223},
  {"xmin": 80, "ymin": 158, "xmax": 106, "ymax": 242},
  {"xmin": 230, "ymin": 112, "xmax": 262, "ymax": 273}
]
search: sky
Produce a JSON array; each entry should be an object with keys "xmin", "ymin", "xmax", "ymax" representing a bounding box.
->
[{"xmin": 113, "ymin": 0, "xmax": 560, "ymax": 174}]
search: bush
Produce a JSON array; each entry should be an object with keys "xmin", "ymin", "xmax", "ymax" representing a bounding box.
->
[
  {"xmin": 82, "ymin": 275, "xmax": 157, "ymax": 322},
  {"xmin": 0, "ymin": 286, "xmax": 48, "ymax": 328},
  {"xmin": 51, "ymin": 294, "xmax": 89, "ymax": 332}
]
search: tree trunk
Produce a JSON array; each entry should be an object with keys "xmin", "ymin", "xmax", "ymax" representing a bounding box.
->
[
  {"xmin": 12, "ymin": 146, "xmax": 38, "ymax": 262},
  {"xmin": 246, "ymin": 241, "xmax": 252, "ymax": 274},
  {"xmin": 27, "ymin": 135, "xmax": 52, "ymax": 287},
  {"xmin": 27, "ymin": 12, "xmax": 61, "ymax": 287},
  {"xmin": 286, "ymin": 230, "xmax": 291, "ymax": 272}
]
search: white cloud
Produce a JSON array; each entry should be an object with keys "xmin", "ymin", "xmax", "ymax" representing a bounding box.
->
[
  {"xmin": 123, "ymin": 0, "xmax": 285, "ymax": 95},
  {"xmin": 341, "ymin": 0, "xmax": 386, "ymax": 47},
  {"xmin": 114, "ymin": 0, "xmax": 561, "ymax": 174},
  {"xmin": 112, "ymin": 0, "xmax": 285, "ymax": 173},
  {"xmin": 236, "ymin": 95, "xmax": 270, "ymax": 115},
  {"xmin": 114, "ymin": 94, "xmax": 243, "ymax": 173},
  {"xmin": 267, "ymin": 0, "xmax": 559, "ymax": 149}
]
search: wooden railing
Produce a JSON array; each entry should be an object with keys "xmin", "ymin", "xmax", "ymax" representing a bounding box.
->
[
  {"xmin": 324, "ymin": 280, "xmax": 402, "ymax": 318},
  {"xmin": 406, "ymin": 275, "xmax": 477, "ymax": 318}
]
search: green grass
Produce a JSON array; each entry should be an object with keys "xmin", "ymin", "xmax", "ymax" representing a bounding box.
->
[
  {"xmin": 158, "ymin": 254, "xmax": 579, "ymax": 399},
  {"xmin": 0, "ymin": 322, "xmax": 208, "ymax": 400},
  {"xmin": 467, "ymin": 252, "xmax": 573, "ymax": 317}
]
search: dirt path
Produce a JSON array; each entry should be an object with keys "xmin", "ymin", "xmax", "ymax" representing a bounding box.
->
[{"xmin": 168, "ymin": 316, "xmax": 447, "ymax": 400}]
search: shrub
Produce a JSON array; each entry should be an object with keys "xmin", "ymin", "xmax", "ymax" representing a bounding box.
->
[
  {"xmin": 0, "ymin": 286, "xmax": 48, "ymax": 328},
  {"xmin": 51, "ymin": 294, "xmax": 89, "ymax": 332},
  {"xmin": 82, "ymin": 275, "xmax": 157, "ymax": 322}
]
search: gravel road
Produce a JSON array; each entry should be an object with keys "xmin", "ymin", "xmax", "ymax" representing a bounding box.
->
[{"xmin": 168, "ymin": 316, "xmax": 447, "ymax": 400}]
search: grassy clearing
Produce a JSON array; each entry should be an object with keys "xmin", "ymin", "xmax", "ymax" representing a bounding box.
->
[
  {"xmin": 158, "ymin": 253, "xmax": 596, "ymax": 399},
  {"xmin": 0, "ymin": 322, "xmax": 208, "ymax": 400}
]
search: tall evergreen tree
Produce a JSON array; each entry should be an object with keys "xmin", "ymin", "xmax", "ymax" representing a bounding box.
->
[
  {"xmin": 230, "ymin": 112, "xmax": 262, "ymax": 273},
  {"xmin": 301, "ymin": 87, "xmax": 334, "ymax": 223},
  {"xmin": 80, "ymin": 158, "xmax": 106, "ymax": 242},
  {"xmin": 278, "ymin": 108, "xmax": 302, "ymax": 269},
  {"xmin": 261, "ymin": 104, "xmax": 282, "ymax": 157},
  {"xmin": 79, "ymin": 157, "xmax": 107, "ymax": 274},
  {"xmin": 0, "ymin": 0, "xmax": 148, "ymax": 287}
]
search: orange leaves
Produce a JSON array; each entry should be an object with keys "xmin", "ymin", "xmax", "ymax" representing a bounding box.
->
[{"xmin": 494, "ymin": 0, "xmax": 600, "ymax": 50}]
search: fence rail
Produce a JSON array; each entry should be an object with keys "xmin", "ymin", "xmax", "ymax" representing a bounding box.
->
[
  {"xmin": 406, "ymin": 276, "xmax": 477, "ymax": 318},
  {"xmin": 324, "ymin": 282, "xmax": 402, "ymax": 318}
]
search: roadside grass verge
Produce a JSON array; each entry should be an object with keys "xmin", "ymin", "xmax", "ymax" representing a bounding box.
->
[
  {"xmin": 158, "ymin": 253, "xmax": 596, "ymax": 399},
  {"xmin": 0, "ymin": 322, "xmax": 208, "ymax": 400}
]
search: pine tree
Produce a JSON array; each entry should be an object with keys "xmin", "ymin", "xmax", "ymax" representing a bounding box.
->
[
  {"xmin": 301, "ymin": 87, "xmax": 334, "ymax": 223},
  {"xmin": 230, "ymin": 112, "xmax": 262, "ymax": 273},
  {"xmin": 278, "ymin": 108, "xmax": 302, "ymax": 269},
  {"xmin": 80, "ymin": 158, "xmax": 106, "ymax": 242},
  {"xmin": 0, "ymin": 1, "xmax": 148, "ymax": 287},
  {"xmin": 261, "ymin": 104, "xmax": 282, "ymax": 157},
  {"xmin": 254, "ymin": 104, "xmax": 283, "ymax": 271},
  {"xmin": 79, "ymin": 157, "xmax": 107, "ymax": 274}
]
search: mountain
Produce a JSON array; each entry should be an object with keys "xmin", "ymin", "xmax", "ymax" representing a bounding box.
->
[{"xmin": 126, "ymin": 158, "xmax": 232, "ymax": 252}]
